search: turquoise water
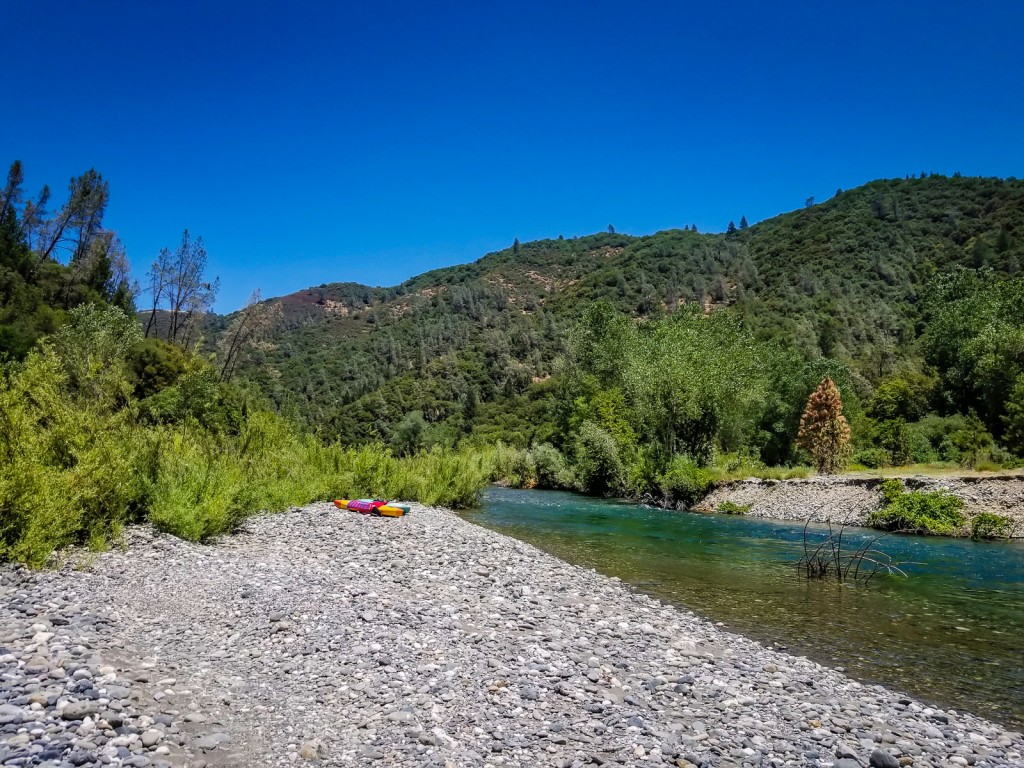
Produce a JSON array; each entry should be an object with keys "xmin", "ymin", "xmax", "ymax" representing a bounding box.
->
[{"xmin": 463, "ymin": 487, "xmax": 1024, "ymax": 729}]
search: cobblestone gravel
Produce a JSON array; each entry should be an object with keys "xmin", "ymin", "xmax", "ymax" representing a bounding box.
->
[{"xmin": 2, "ymin": 502, "xmax": 1022, "ymax": 767}]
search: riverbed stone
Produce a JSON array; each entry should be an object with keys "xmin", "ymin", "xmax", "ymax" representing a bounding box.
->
[
  {"xmin": 2, "ymin": 501, "xmax": 1022, "ymax": 767},
  {"xmin": 871, "ymin": 748, "xmax": 901, "ymax": 768},
  {"xmin": 695, "ymin": 475, "xmax": 1024, "ymax": 537}
]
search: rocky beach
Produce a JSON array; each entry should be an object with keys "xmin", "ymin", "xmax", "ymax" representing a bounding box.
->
[
  {"xmin": 2, "ymin": 502, "xmax": 1022, "ymax": 768},
  {"xmin": 695, "ymin": 476, "xmax": 1024, "ymax": 537}
]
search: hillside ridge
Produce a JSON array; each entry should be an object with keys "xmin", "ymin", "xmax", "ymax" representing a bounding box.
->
[{"xmin": 228, "ymin": 174, "xmax": 1024, "ymax": 446}]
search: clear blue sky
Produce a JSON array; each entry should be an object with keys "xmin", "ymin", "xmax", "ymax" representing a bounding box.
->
[{"xmin": 3, "ymin": 1, "xmax": 1023, "ymax": 312}]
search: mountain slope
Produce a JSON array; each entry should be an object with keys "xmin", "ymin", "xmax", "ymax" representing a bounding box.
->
[{"xmin": 234, "ymin": 175, "xmax": 1024, "ymax": 445}]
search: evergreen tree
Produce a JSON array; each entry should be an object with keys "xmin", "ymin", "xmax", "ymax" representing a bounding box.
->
[
  {"xmin": 797, "ymin": 377, "xmax": 851, "ymax": 473},
  {"xmin": 1003, "ymin": 374, "xmax": 1024, "ymax": 455},
  {"xmin": 727, "ymin": 221, "xmax": 737, "ymax": 234},
  {"xmin": 739, "ymin": 215, "xmax": 748, "ymax": 229},
  {"xmin": 996, "ymin": 226, "xmax": 1012, "ymax": 253}
]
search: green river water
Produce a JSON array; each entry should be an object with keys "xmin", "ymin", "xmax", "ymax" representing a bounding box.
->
[{"xmin": 463, "ymin": 487, "xmax": 1024, "ymax": 729}]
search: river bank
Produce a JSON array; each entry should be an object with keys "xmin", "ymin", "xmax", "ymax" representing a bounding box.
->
[
  {"xmin": 2, "ymin": 503, "xmax": 1022, "ymax": 768},
  {"xmin": 693, "ymin": 475, "xmax": 1024, "ymax": 537}
]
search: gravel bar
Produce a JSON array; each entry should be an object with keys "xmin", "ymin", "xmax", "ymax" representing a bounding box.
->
[{"xmin": 2, "ymin": 502, "xmax": 1022, "ymax": 768}]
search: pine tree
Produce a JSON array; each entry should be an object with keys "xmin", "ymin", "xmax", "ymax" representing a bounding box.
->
[
  {"xmin": 727, "ymin": 221, "xmax": 737, "ymax": 234},
  {"xmin": 797, "ymin": 376, "xmax": 851, "ymax": 473},
  {"xmin": 739, "ymin": 215, "xmax": 748, "ymax": 229}
]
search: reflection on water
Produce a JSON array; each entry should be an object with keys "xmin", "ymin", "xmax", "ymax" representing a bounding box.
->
[{"xmin": 463, "ymin": 487, "xmax": 1024, "ymax": 729}]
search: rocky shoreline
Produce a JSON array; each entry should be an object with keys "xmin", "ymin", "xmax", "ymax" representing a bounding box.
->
[
  {"xmin": 694, "ymin": 475, "xmax": 1024, "ymax": 537},
  {"xmin": 2, "ymin": 502, "xmax": 1022, "ymax": 767}
]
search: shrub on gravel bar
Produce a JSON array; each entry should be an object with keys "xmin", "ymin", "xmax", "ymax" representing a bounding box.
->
[
  {"xmin": 970, "ymin": 512, "xmax": 1013, "ymax": 540},
  {"xmin": 0, "ymin": 306, "xmax": 492, "ymax": 566},
  {"xmin": 866, "ymin": 479, "xmax": 966, "ymax": 536}
]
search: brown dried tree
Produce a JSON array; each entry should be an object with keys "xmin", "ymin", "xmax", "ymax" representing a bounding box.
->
[{"xmin": 797, "ymin": 376, "xmax": 851, "ymax": 474}]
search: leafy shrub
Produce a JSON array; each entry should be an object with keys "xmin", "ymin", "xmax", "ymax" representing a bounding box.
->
[
  {"xmin": 0, "ymin": 330, "xmax": 493, "ymax": 565},
  {"xmin": 148, "ymin": 429, "xmax": 242, "ymax": 541},
  {"xmin": 405, "ymin": 448, "xmax": 491, "ymax": 508},
  {"xmin": 488, "ymin": 442, "xmax": 536, "ymax": 488},
  {"xmin": 852, "ymin": 446, "xmax": 889, "ymax": 469},
  {"xmin": 573, "ymin": 421, "xmax": 624, "ymax": 495},
  {"xmin": 390, "ymin": 410, "xmax": 428, "ymax": 457},
  {"xmin": 129, "ymin": 338, "xmax": 190, "ymax": 398},
  {"xmin": 942, "ymin": 414, "xmax": 997, "ymax": 468},
  {"xmin": 625, "ymin": 445, "xmax": 662, "ymax": 497},
  {"xmin": 1004, "ymin": 373, "xmax": 1024, "ymax": 454},
  {"xmin": 716, "ymin": 501, "xmax": 750, "ymax": 515},
  {"xmin": 971, "ymin": 512, "xmax": 1013, "ymax": 540},
  {"xmin": 658, "ymin": 455, "xmax": 713, "ymax": 506},
  {"xmin": 868, "ymin": 479, "xmax": 966, "ymax": 536},
  {"xmin": 867, "ymin": 370, "xmax": 937, "ymax": 422},
  {"xmin": 139, "ymin": 368, "xmax": 246, "ymax": 434},
  {"xmin": 528, "ymin": 443, "xmax": 574, "ymax": 489}
]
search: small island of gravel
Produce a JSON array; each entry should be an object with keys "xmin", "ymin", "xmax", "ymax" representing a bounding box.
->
[{"xmin": 2, "ymin": 503, "xmax": 1022, "ymax": 768}]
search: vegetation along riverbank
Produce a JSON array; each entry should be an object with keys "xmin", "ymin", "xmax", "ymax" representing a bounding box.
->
[{"xmin": 5, "ymin": 166, "xmax": 1024, "ymax": 561}]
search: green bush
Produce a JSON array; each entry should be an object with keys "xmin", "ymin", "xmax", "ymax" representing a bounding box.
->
[
  {"xmin": 971, "ymin": 512, "xmax": 1013, "ymax": 540},
  {"xmin": 390, "ymin": 409, "xmax": 428, "ymax": 457},
  {"xmin": 658, "ymin": 455, "xmax": 713, "ymax": 506},
  {"xmin": 852, "ymin": 446, "xmax": 889, "ymax": 469},
  {"xmin": 148, "ymin": 429, "xmax": 242, "ymax": 541},
  {"xmin": 868, "ymin": 479, "xmax": 966, "ymax": 536},
  {"xmin": 529, "ymin": 443, "xmax": 574, "ymax": 489},
  {"xmin": 943, "ymin": 415, "xmax": 997, "ymax": 468},
  {"xmin": 489, "ymin": 442, "xmax": 537, "ymax": 488},
  {"xmin": 0, "ymin": 316, "xmax": 493, "ymax": 565},
  {"xmin": 624, "ymin": 445, "xmax": 663, "ymax": 497},
  {"xmin": 573, "ymin": 421, "xmax": 624, "ymax": 495},
  {"xmin": 716, "ymin": 501, "xmax": 750, "ymax": 515},
  {"xmin": 406, "ymin": 448, "xmax": 491, "ymax": 508},
  {"xmin": 129, "ymin": 338, "xmax": 190, "ymax": 398}
]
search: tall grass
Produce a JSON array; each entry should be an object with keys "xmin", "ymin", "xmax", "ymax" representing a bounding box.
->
[{"xmin": 0, "ymin": 346, "xmax": 492, "ymax": 566}]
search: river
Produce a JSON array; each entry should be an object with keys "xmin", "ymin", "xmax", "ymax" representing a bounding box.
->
[{"xmin": 462, "ymin": 487, "xmax": 1024, "ymax": 729}]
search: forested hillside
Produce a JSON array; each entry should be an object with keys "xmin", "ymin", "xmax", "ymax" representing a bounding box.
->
[{"xmin": 234, "ymin": 175, "xmax": 1024, "ymax": 473}]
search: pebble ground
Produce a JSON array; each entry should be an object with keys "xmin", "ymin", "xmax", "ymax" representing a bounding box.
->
[{"xmin": 2, "ymin": 502, "xmax": 1022, "ymax": 768}]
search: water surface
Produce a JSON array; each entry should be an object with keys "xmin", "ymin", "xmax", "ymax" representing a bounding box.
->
[{"xmin": 463, "ymin": 487, "xmax": 1024, "ymax": 729}]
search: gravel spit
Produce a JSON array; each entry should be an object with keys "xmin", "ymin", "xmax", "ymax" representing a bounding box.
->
[{"xmin": 2, "ymin": 501, "xmax": 1021, "ymax": 767}]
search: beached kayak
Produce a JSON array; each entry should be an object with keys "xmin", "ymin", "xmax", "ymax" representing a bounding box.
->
[{"xmin": 333, "ymin": 499, "xmax": 411, "ymax": 517}]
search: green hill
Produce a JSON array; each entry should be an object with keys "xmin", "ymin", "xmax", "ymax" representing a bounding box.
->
[{"xmin": 235, "ymin": 175, "xmax": 1024, "ymax": 453}]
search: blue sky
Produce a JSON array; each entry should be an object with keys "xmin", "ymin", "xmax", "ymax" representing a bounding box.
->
[{"xmin": 3, "ymin": 1, "xmax": 1023, "ymax": 312}]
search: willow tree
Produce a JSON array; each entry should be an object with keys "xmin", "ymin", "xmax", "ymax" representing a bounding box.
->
[{"xmin": 797, "ymin": 376, "xmax": 851, "ymax": 473}]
